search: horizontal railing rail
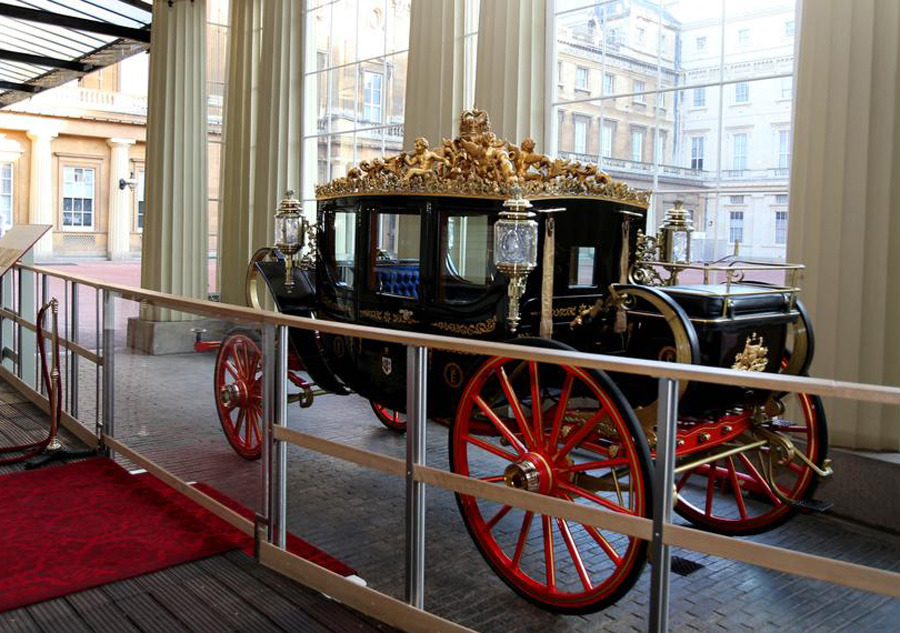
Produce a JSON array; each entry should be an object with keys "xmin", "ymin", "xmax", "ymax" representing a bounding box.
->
[{"xmin": 4, "ymin": 261, "xmax": 900, "ymax": 633}]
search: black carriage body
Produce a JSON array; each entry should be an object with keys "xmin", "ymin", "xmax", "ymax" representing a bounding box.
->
[{"xmin": 255, "ymin": 191, "xmax": 807, "ymax": 419}]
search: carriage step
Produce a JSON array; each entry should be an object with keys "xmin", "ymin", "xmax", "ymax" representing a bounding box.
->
[
  {"xmin": 670, "ymin": 556, "xmax": 705, "ymax": 577},
  {"xmin": 793, "ymin": 498, "xmax": 833, "ymax": 513}
]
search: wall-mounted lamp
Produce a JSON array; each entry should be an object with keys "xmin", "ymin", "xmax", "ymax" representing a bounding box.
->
[{"xmin": 119, "ymin": 171, "xmax": 138, "ymax": 191}]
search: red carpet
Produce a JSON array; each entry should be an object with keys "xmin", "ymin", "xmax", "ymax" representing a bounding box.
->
[{"xmin": 0, "ymin": 458, "xmax": 354, "ymax": 613}]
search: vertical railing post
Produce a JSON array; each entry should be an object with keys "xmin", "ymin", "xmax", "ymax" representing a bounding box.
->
[
  {"xmin": 101, "ymin": 290, "xmax": 116, "ymax": 456},
  {"xmin": 260, "ymin": 324, "xmax": 276, "ymax": 550},
  {"xmin": 16, "ymin": 267, "xmax": 22, "ymax": 380},
  {"xmin": 70, "ymin": 282, "xmax": 79, "ymax": 418},
  {"xmin": 405, "ymin": 345, "xmax": 427, "ymax": 608},
  {"xmin": 649, "ymin": 377, "xmax": 679, "ymax": 633},
  {"xmin": 274, "ymin": 324, "xmax": 288, "ymax": 549},
  {"xmin": 39, "ymin": 273, "xmax": 48, "ymax": 395}
]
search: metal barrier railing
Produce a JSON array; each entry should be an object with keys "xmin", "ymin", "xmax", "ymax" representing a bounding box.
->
[{"xmin": 2, "ymin": 262, "xmax": 900, "ymax": 633}]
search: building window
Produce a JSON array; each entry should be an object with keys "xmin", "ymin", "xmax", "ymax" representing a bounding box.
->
[
  {"xmin": 738, "ymin": 28, "xmax": 751, "ymax": 46},
  {"xmin": 693, "ymin": 87, "xmax": 706, "ymax": 108},
  {"xmin": 631, "ymin": 129, "xmax": 644, "ymax": 162},
  {"xmin": 633, "ymin": 79, "xmax": 645, "ymax": 103},
  {"xmin": 557, "ymin": 60, "xmax": 563, "ymax": 86},
  {"xmin": 606, "ymin": 27, "xmax": 621, "ymax": 44},
  {"xmin": 636, "ymin": 26, "xmax": 646, "ymax": 46},
  {"xmin": 62, "ymin": 167, "xmax": 95, "ymax": 229},
  {"xmin": 696, "ymin": 35, "xmax": 707, "ymax": 52},
  {"xmin": 603, "ymin": 72, "xmax": 615, "ymax": 96},
  {"xmin": 732, "ymin": 133, "xmax": 748, "ymax": 170},
  {"xmin": 362, "ymin": 70, "xmax": 383, "ymax": 123},
  {"xmin": 601, "ymin": 121, "xmax": 615, "ymax": 158},
  {"xmin": 781, "ymin": 77, "xmax": 793, "ymax": 99},
  {"xmin": 658, "ymin": 91, "xmax": 666, "ymax": 109},
  {"xmin": 690, "ymin": 136, "xmax": 704, "ymax": 170},
  {"xmin": 729, "ymin": 210, "xmax": 744, "ymax": 243},
  {"xmin": 575, "ymin": 66, "xmax": 589, "ymax": 91},
  {"xmin": 0, "ymin": 162, "xmax": 12, "ymax": 232},
  {"xmin": 785, "ymin": 20, "xmax": 795, "ymax": 37},
  {"xmin": 775, "ymin": 210, "xmax": 788, "ymax": 245},
  {"xmin": 729, "ymin": 195, "xmax": 745, "ymax": 204},
  {"xmin": 778, "ymin": 129, "xmax": 791, "ymax": 170},
  {"xmin": 574, "ymin": 117, "xmax": 588, "ymax": 155},
  {"xmin": 136, "ymin": 169, "xmax": 145, "ymax": 230},
  {"xmin": 776, "ymin": 194, "xmax": 789, "ymax": 204},
  {"xmin": 735, "ymin": 82, "xmax": 750, "ymax": 103}
]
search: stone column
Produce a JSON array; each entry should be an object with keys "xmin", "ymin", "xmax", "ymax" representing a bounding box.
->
[
  {"xmin": 403, "ymin": 0, "xmax": 467, "ymax": 148},
  {"xmin": 217, "ymin": 0, "xmax": 261, "ymax": 306},
  {"xmin": 474, "ymin": 0, "xmax": 547, "ymax": 150},
  {"xmin": 140, "ymin": 0, "xmax": 208, "ymax": 322},
  {"xmin": 788, "ymin": 0, "xmax": 900, "ymax": 450},
  {"xmin": 106, "ymin": 138, "xmax": 135, "ymax": 260},
  {"xmin": 25, "ymin": 129, "xmax": 57, "ymax": 259}
]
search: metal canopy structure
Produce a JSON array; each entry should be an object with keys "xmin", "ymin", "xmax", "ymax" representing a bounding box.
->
[{"xmin": 0, "ymin": 0, "xmax": 152, "ymax": 108}]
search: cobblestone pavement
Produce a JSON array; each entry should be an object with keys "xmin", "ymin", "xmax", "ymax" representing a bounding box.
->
[{"xmin": 73, "ymin": 348, "xmax": 900, "ymax": 632}]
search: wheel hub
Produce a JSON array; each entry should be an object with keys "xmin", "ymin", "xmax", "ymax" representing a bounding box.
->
[
  {"xmin": 504, "ymin": 452, "xmax": 553, "ymax": 494},
  {"xmin": 219, "ymin": 382, "xmax": 246, "ymax": 408}
]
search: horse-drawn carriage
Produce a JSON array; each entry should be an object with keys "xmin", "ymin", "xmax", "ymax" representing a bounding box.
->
[{"xmin": 210, "ymin": 110, "xmax": 832, "ymax": 613}]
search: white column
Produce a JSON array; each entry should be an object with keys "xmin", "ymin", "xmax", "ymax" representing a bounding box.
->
[
  {"xmin": 218, "ymin": 0, "xmax": 262, "ymax": 306},
  {"xmin": 106, "ymin": 138, "xmax": 135, "ymax": 260},
  {"xmin": 25, "ymin": 129, "xmax": 57, "ymax": 259},
  {"xmin": 251, "ymin": 0, "xmax": 304, "ymax": 248},
  {"xmin": 140, "ymin": 0, "xmax": 208, "ymax": 321},
  {"xmin": 788, "ymin": 0, "xmax": 900, "ymax": 450},
  {"xmin": 403, "ymin": 0, "xmax": 467, "ymax": 148},
  {"xmin": 474, "ymin": 0, "xmax": 548, "ymax": 150}
]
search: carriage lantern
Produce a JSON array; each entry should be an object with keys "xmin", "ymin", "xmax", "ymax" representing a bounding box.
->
[
  {"xmin": 274, "ymin": 190, "xmax": 305, "ymax": 291},
  {"xmin": 658, "ymin": 200, "xmax": 694, "ymax": 264},
  {"xmin": 494, "ymin": 185, "xmax": 539, "ymax": 331}
]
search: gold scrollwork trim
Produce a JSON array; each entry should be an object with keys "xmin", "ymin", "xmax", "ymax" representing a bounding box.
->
[
  {"xmin": 316, "ymin": 109, "xmax": 650, "ymax": 209},
  {"xmin": 359, "ymin": 309, "xmax": 418, "ymax": 325},
  {"xmin": 432, "ymin": 317, "xmax": 497, "ymax": 336},
  {"xmin": 731, "ymin": 332, "xmax": 769, "ymax": 372},
  {"xmin": 552, "ymin": 303, "xmax": 592, "ymax": 318}
]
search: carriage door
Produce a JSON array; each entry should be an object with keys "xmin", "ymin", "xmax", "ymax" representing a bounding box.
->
[{"xmin": 363, "ymin": 205, "xmax": 423, "ymax": 319}]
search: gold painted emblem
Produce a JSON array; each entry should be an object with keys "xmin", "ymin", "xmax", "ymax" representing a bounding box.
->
[
  {"xmin": 444, "ymin": 362, "xmax": 464, "ymax": 389},
  {"xmin": 731, "ymin": 332, "xmax": 769, "ymax": 372},
  {"xmin": 316, "ymin": 109, "xmax": 650, "ymax": 208},
  {"xmin": 333, "ymin": 336, "xmax": 346, "ymax": 358}
]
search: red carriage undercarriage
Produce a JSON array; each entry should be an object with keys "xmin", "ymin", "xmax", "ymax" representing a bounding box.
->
[{"xmin": 202, "ymin": 109, "xmax": 833, "ymax": 614}]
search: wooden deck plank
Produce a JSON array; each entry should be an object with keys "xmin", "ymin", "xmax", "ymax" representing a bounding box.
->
[
  {"xmin": 25, "ymin": 598, "xmax": 91, "ymax": 633},
  {"xmin": 112, "ymin": 594, "xmax": 190, "ymax": 633},
  {"xmin": 0, "ymin": 608, "xmax": 40, "ymax": 633},
  {"xmin": 64, "ymin": 589, "xmax": 141, "ymax": 633}
]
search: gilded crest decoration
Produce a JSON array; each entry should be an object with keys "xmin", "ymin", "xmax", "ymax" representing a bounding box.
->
[
  {"xmin": 731, "ymin": 333, "xmax": 769, "ymax": 372},
  {"xmin": 316, "ymin": 109, "xmax": 650, "ymax": 208}
]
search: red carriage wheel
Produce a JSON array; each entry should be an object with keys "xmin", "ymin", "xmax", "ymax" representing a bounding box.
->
[
  {"xmin": 673, "ymin": 390, "xmax": 828, "ymax": 535},
  {"xmin": 214, "ymin": 330, "xmax": 264, "ymax": 460},
  {"xmin": 450, "ymin": 346, "xmax": 652, "ymax": 614},
  {"xmin": 370, "ymin": 401, "xmax": 407, "ymax": 433}
]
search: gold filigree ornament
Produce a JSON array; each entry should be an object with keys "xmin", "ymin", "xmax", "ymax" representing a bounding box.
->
[
  {"xmin": 731, "ymin": 332, "xmax": 769, "ymax": 372},
  {"xmin": 316, "ymin": 109, "xmax": 650, "ymax": 208},
  {"xmin": 432, "ymin": 317, "xmax": 497, "ymax": 336}
]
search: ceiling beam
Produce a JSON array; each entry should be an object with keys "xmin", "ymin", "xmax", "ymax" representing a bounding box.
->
[
  {"xmin": 0, "ymin": 80, "xmax": 40, "ymax": 93},
  {"xmin": 0, "ymin": 4, "xmax": 151, "ymax": 44},
  {"xmin": 0, "ymin": 49, "xmax": 96, "ymax": 73},
  {"xmin": 115, "ymin": 0, "xmax": 153, "ymax": 13}
]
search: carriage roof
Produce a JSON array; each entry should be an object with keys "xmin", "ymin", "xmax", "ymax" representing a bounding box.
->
[{"xmin": 314, "ymin": 109, "xmax": 651, "ymax": 210}]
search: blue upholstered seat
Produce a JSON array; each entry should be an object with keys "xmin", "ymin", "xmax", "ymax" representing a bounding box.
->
[{"xmin": 375, "ymin": 265, "xmax": 419, "ymax": 299}]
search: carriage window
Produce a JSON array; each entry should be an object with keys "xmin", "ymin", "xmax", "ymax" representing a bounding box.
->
[
  {"xmin": 332, "ymin": 211, "xmax": 356, "ymax": 288},
  {"xmin": 570, "ymin": 246, "xmax": 597, "ymax": 287},
  {"xmin": 442, "ymin": 214, "xmax": 492, "ymax": 302},
  {"xmin": 370, "ymin": 212, "xmax": 421, "ymax": 299}
]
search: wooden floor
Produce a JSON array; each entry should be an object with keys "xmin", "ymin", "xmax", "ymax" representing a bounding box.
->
[{"xmin": 0, "ymin": 379, "xmax": 396, "ymax": 633}]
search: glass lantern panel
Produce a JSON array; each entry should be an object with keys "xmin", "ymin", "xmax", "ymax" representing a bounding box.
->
[
  {"xmin": 671, "ymin": 231, "xmax": 690, "ymax": 263},
  {"xmin": 493, "ymin": 220, "xmax": 538, "ymax": 268}
]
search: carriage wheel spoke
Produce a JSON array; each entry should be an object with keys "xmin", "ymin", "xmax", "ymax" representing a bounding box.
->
[
  {"xmin": 224, "ymin": 360, "xmax": 239, "ymax": 380},
  {"xmin": 474, "ymin": 395, "xmax": 527, "ymax": 455},
  {"xmin": 558, "ymin": 481, "xmax": 634, "ymax": 514},
  {"xmin": 234, "ymin": 409, "xmax": 245, "ymax": 438},
  {"xmin": 548, "ymin": 371, "xmax": 575, "ymax": 449},
  {"xmin": 528, "ymin": 362, "xmax": 544, "ymax": 447},
  {"xmin": 496, "ymin": 367, "xmax": 535, "ymax": 448},
  {"xmin": 738, "ymin": 452, "xmax": 782, "ymax": 506},
  {"xmin": 232, "ymin": 342, "xmax": 245, "ymax": 376},
  {"xmin": 676, "ymin": 469, "xmax": 693, "ymax": 491},
  {"xmin": 542, "ymin": 515, "xmax": 555, "ymax": 589},
  {"xmin": 563, "ymin": 458, "xmax": 630, "ymax": 472},
  {"xmin": 251, "ymin": 408, "xmax": 262, "ymax": 444},
  {"xmin": 558, "ymin": 490, "xmax": 624, "ymax": 564},
  {"xmin": 557, "ymin": 518, "xmax": 592, "ymax": 591},
  {"xmin": 704, "ymin": 459, "xmax": 717, "ymax": 516},
  {"xmin": 484, "ymin": 505, "xmax": 512, "ymax": 532},
  {"xmin": 726, "ymin": 457, "xmax": 748, "ymax": 520},
  {"xmin": 786, "ymin": 461, "xmax": 805, "ymax": 475},
  {"xmin": 466, "ymin": 435, "xmax": 519, "ymax": 462},
  {"xmin": 511, "ymin": 511, "xmax": 533, "ymax": 570},
  {"xmin": 481, "ymin": 475, "xmax": 505, "ymax": 483},
  {"xmin": 244, "ymin": 409, "xmax": 253, "ymax": 446}
]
